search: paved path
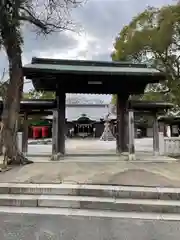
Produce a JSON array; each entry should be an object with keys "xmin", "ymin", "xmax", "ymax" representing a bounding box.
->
[
  {"xmin": 26, "ymin": 138, "xmax": 174, "ymax": 163},
  {"xmin": 0, "ymin": 211, "xmax": 180, "ymax": 240},
  {"xmin": 27, "ymin": 138, "xmax": 154, "ymax": 156},
  {"xmin": 0, "ymin": 138, "xmax": 177, "ymax": 186},
  {"xmin": 0, "ymin": 161, "xmax": 180, "ymax": 186}
]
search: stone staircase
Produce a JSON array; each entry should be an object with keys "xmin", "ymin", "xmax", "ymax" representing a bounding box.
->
[{"xmin": 0, "ymin": 183, "xmax": 179, "ymax": 215}]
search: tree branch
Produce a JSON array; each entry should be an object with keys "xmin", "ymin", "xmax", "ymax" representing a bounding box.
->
[{"xmin": 18, "ymin": 0, "xmax": 83, "ymax": 34}]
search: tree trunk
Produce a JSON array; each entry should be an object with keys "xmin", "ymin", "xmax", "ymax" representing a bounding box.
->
[
  {"xmin": 0, "ymin": 83, "xmax": 8, "ymax": 156},
  {"xmin": 1, "ymin": 26, "xmax": 33, "ymax": 165},
  {"xmin": 0, "ymin": 122, "xmax": 3, "ymax": 156}
]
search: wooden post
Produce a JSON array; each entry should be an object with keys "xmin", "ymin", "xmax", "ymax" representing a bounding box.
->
[
  {"xmin": 153, "ymin": 112, "xmax": 159, "ymax": 156},
  {"xmin": 116, "ymin": 94, "xmax": 128, "ymax": 153},
  {"xmin": 52, "ymin": 110, "xmax": 57, "ymax": 155},
  {"xmin": 52, "ymin": 91, "xmax": 66, "ymax": 159},
  {"xmin": 22, "ymin": 112, "xmax": 28, "ymax": 155},
  {"xmin": 128, "ymin": 110, "xmax": 135, "ymax": 160},
  {"xmin": 159, "ymin": 121, "xmax": 164, "ymax": 133}
]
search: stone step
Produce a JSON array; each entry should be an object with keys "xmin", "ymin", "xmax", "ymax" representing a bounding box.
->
[
  {"xmin": 0, "ymin": 183, "xmax": 180, "ymax": 200},
  {"xmin": 1, "ymin": 206, "xmax": 180, "ymax": 221},
  {"xmin": 0, "ymin": 194, "xmax": 180, "ymax": 213}
]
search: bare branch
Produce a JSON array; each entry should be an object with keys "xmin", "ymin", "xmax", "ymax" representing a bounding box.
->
[{"xmin": 18, "ymin": 0, "xmax": 84, "ymax": 34}]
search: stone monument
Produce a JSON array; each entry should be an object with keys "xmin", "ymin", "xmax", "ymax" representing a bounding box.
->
[{"xmin": 100, "ymin": 116, "xmax": 115, "ymax": 141}]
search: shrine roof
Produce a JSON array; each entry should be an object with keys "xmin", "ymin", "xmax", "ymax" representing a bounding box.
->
[
  {"xmin": 158, "ymin": 115, "xmax": 180, "ymax": 123},
  {"xmin": 129, "ymin": 101, "xmax": 173, "ymax": 111},
  {"xmin": 24, "ymin": 57, "xmax": 161, "ymax": 75},
  {"xmin": 23, "ymin": 57, "xmax": 166, "ymax": 94},
  {"xmin": 20, "ymin": 99, "xmax": 56, "ymax": 109},
  {"xmin": 0, "ymin": 100, "xmax": 173, "ymax": 118},
  {"xmin": 0, "ymin": 99, "xmax": 56, "ymax": 115}
]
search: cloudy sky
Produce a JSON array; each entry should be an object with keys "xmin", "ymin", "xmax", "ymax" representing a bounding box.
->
[{"xmin": 0, "ymin": 0, "xmax": 175, "ymax": 102}]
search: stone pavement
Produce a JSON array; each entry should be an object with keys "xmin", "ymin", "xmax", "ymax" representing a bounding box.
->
[
  {"xmin": 27, "ymin": 138, "xmax": 154, "ymax": 156},
  {"xmin": 0, "ymin": 138, "xmax": 178, "ymax": 186},
  {"xmin": 26, "ymin": 138, "xmax": 175, "ymax": 162},
  {"xmin": 0, "ymin": 161, "xmax": 180, "ymax": 187},
  {"xmin": 1, "ymin": 212, "xmax": 180, "ymax": 240}
]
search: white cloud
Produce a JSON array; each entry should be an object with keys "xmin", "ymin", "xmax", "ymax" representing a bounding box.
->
[{"xmin": 36, "ymin": 31, "xmax": 98, "ymax": 60}]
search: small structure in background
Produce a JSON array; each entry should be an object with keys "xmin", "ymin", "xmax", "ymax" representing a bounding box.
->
[
  {"xmin": 100, "ymin": 115, "xmax": 115, "ymax": 141},
  {"xmin": 158, "ymin": 116, "xmax": 180, "ymax": 156},
  {"xmin": 136, "ymin": 129, "xmax": 142, "ymax": 138},
  {"xmin": 158, "ymin": 115, "xmax": 180, "ymax": 137}
]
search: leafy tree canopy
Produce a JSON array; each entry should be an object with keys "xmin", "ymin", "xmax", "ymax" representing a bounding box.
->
[{"xmin": 112, "ymin": 3, "xmax": 180, "ymax": 107}]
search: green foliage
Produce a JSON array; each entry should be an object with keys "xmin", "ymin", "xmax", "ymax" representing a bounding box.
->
[
  {"xmin": 23, "ymin": 89, "xmax": 55, "ymax": 99},
  {"xmin": 111, "ymin": 94, "xmax": 117, "ymax": 104},
  {"xmin": 112, "ymin": 3, "xmax": 180, "ymax": 106}
]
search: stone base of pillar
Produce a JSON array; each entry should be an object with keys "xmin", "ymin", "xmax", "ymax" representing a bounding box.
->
[
  {"xmin": 51, "ymin": 153, "xmax": 64, "ymax": 161},
  {"xmin": 128, "ymin": 153, "xmax": 136, "ymax": 161},
  {"xmin": 153, "ymin": 151, "xmax": 159, "ymax": 156}
]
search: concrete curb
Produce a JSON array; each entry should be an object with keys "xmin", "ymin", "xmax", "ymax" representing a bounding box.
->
[{"xmin": 0, "ymin": 183, "xmax": 180, "ymax": 200}]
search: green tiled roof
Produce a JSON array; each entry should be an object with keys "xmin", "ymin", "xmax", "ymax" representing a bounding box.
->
[
  {"xmin": 23, "ymin": 58, "xmax": 166, "ymax": 93},
  {"xmin": 23, "ymin": 57, "xmax": 163, "ymax": 76},
  {"xmin": 24, "ymin": 63, "xmax": 161, "ymax": 75}
]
